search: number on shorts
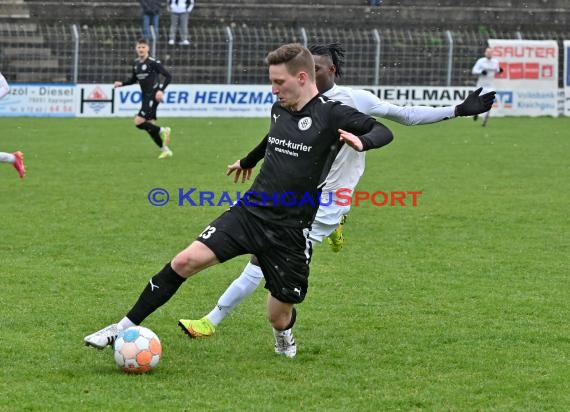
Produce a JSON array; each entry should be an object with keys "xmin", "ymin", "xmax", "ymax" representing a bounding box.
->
[{"xmin": 199, "ymin": 225, "xmax": 216, "ymax": 239}]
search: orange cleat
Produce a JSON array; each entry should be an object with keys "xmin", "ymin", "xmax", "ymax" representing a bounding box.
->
[{"xmin": 12, "ymin": 151, "xmax": 25, "ymax": 178}]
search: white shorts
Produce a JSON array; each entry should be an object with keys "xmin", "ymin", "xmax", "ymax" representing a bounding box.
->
[{"xmin": 308, "ymin": 202, "xmax": 351, "ymax": 244}]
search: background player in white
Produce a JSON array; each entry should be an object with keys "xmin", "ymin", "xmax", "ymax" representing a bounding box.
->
[
  {"xmin": 178, "ymin": 43, "xmax": 496, "ymax": 338},
  {"xmin": 471, "ymin": 46, "xmax": 502, "ymax": 126},
  {"xmin": 0, "ymin": 72, "xmax": 26, "ymax": 178}
]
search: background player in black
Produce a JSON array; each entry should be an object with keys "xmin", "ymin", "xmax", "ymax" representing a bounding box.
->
[
  {"xmin": 113, "ymin": 38, "xmax": 174, "ymax": 159},
  {"xmin": 84, "ymin": 43, "xmax": 393, "ymax": 357}
]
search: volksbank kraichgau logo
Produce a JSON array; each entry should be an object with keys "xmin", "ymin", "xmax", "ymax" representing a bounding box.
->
[{"xmin": 495, "ymin": 91, "xmax": 513, "ymax": 109}]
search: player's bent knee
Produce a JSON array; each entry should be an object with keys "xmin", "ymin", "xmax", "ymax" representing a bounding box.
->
[{"xmin": 171, "ymin": 241, "xmax": 219, "ymax": 277}]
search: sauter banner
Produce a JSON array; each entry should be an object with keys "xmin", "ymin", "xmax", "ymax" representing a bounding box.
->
[{"xmin": 488, "ymin": 39, "xmax": 558, "ymax": 117}]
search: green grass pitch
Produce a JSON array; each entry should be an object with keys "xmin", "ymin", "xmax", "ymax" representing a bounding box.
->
[{"xmin": 1, "ymin": 116, "xmax": 569, "ymax": 411}]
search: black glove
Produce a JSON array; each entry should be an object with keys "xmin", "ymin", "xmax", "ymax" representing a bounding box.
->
[
  {"xmin": 498, "ymin": 67, "xmax": 504, "ymax": 73},
  {"xmin": 481, "ymin": 70, "xmax": 487, "ymax": 75},
  {"xmin": 455, "ymin": 87, "xmax": 496, "ymax": 117}
]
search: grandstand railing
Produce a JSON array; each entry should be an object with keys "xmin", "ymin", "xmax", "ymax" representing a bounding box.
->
[{"xmin": 0, "ymin": 24, "xmax": 567, "ymax": 87}]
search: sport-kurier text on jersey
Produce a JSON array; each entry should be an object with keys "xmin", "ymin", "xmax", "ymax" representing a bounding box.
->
[{"xmin": 240, "ymin": 94, "xmax": 393, "ymax": 228}]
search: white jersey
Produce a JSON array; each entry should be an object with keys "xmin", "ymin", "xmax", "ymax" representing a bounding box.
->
[
  {"xmin": 0, "ymin": 72, "xmax": 9, "ymax": 100},
  {"xmin": 321, "ymin": 84, "xmax": 455, "ymax": 196},
  {"xmin": 471, "ymin": 57, "xmax": 501, "ymax": 91},
  {"xmin": 310, "ymin": 84, "xmax": 455, "ymax": 237},
  {"xmin": 168, "ymin": 0, "xmax": 194, "ymax": 13}
]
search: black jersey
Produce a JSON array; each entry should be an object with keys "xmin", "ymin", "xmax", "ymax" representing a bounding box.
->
[
  {"xmin": 122, "ymin": 57, "xmax": 172, "ymax": 95},
  {"xmin": 240, "ymin": 94, "xmax": 393, "ymax": 228}
]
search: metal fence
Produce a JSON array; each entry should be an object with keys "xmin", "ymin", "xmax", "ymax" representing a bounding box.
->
[{"xmin": 0, "ymin": 23, "xmax": 568, "ymax": 87}]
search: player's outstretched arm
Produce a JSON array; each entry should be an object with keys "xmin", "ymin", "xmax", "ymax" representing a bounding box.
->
[
  {"xmin": 454, "ymin": 87, "xmax": 496, "ymax": 117},
  {"xmin": 227, "ymin": 160, "xmax": 253, "ymax": 183},
  {"xmin": 354, "ymin": 89, "xmax": 456, "ymax": 125},
  {"xmin": 227, "ymin": 134, "xmax": 268, "ymax": 183},
  {"xmin": 339, "ymin": 122, "xmax": 393, "ymax": 152},
  {"xmin": 240, "ymin": 134, "xmax": 268, "ymax": 168},
  {"xmin": 338, "ymin": 129, "xmax": 364, "ymax": 151}
]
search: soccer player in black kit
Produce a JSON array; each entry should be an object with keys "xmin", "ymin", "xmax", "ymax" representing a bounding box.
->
[
  {"xmin": 85, "ymin": 43, "xmax": 394, "ymax": 357},
  {"xmin": 114, "ymin": 38, "xmax": 173, "ymax": 159}
]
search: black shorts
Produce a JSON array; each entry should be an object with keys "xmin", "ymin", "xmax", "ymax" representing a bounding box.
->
[
  {"xmin": 197, "ymin": 204, "xmax": 313, "ymax": 304},
  {"xmin": 137, "ymin": 92, "xmax": 159, "ymax": 120}
]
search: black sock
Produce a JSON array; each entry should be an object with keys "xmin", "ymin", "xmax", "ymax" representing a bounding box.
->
[
  {"xmin": 136, "ymin": 122, "xmax": 163, "ymax": 148},
  {"xmin": 285, "ymin": 307, "xmax": 297, "ymax": 330},
  {"xmin": 126, "ymin": 263, "xmax": 186, "ymax": 325}
]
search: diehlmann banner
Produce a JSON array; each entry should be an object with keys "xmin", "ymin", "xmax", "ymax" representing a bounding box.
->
[{"xmin": 488, "ymin": 39, "xmax": 558, "ymax": 117}]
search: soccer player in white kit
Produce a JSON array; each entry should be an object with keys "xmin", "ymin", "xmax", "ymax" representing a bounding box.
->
[
  {"xmin": 471, "ymin": 47, "xmax": 502, "ymax": 126},
  {"xmin": 178, "ymin": 43, "xmax": 496, "ymax": 338},
  {"xmin": 0, "ymin": 72, "xmax": 26, "ymax": 178}
]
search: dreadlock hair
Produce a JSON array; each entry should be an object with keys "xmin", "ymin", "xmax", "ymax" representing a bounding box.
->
[{"xmin": 308, "ymin": 42, "xmax": 346, "ymax": 78}]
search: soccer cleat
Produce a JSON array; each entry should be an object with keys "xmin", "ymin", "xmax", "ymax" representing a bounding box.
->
[
  {"xmin": 473, "ymin": 114, "xmax": 478, "ymax": 121},
  {"xmin": 12, "ymin": 151, "xmax": 25, "ymax": 178},
  {"xmin": 84, "ymin": 323, "xmax": 120, "ymax": 349},
  {"xmin": 273, "ymin": 328, "xmax": 297, "ymax": 358},
  {"xmin": 178, "ymin": 317, "xmax": 216, "ymax": 338},
  {"xmin": 158, "ymin": 149, "xmax": 173, "ymax": 159},
  {"xmin": 160, "ymin": 127, "xmax": 171, "ymax": 146},
  {"xmin": 326, "ymin": 214, "xmax": 348, "ymax": 252}
]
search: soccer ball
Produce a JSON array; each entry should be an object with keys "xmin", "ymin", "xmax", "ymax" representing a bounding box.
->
[{"xmin": 113, "ymin": 326, "xmax": 162, "ymax": 374}]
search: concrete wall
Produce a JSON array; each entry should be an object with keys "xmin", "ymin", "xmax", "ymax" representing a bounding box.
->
[{"xmin": 16, "ymin": 0, "xmax": 570, "ymax": 32}]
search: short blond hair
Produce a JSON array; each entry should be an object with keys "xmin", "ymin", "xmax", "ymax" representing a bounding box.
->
[{"xmin": 265, "ymin": 43, "xmax": 315, "ymax": 81}]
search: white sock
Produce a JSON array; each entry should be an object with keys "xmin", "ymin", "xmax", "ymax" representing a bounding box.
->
[
  {"xmin": 117, "ymin": 316, "xmax": 136, "ymax": 331},
  {"xmin": 160, "ymin": 145, "xmax": 170, "ymax": 152},
  {"xmin": 0, "ymin": 152, "xmax": 15, "ymax": 163},
  {"xmin": 206, "ymin": 262, "xmax": 263, "ymax": 326}
]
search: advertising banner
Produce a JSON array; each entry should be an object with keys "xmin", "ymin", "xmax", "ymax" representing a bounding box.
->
[
  {"xmin": 0, "ymin": 84, "xmax": 75, "ymax": 117},
  {"xmin": 564, "ymin": 40, "xmax": 570, "ymax": 116},
  {"xmin": 0, "ymin": 83, "xmax": 564, "ymax": 118},
  {"xmin": 488, "ymin": 39, "xmax": 558, "ymax": 116},
  {"xmin": 355, "ymin": 86, "xmax": 473, "ymax": 106},
  {"xmin": 75, "ymin": 84, "xmax": 276, "ymax": 118},
  {"xmin": 74, "ymin": 85, "xmax": 498, "ymax": 117}
]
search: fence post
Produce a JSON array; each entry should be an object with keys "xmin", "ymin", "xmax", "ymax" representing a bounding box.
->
[
  {"xmin": 71, "ymin": 24, "xmax": 80, "ymax": 83},
  {"xmin": 300, "ymin": 27, "xmax": 308, "ymax": 47},
  {"xmin": 225, "ymin": 26, "xmax": 234, "ymax": 84},
  {"xmin": 372, "ymin": 29, "xmax": 381, "ymax": 86},
  {"xmin": 445, "ymin": 30, "xmax": 453, "ymax": 86}
]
